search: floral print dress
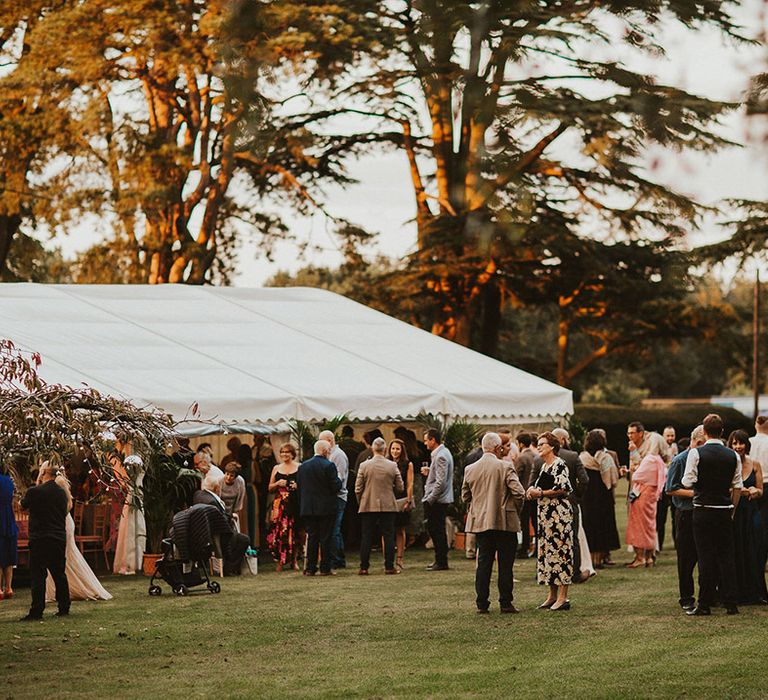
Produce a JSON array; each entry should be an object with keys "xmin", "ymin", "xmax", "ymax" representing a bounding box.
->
[
  {"xmin": 266, "ymin": 472, "xmax": 300, "ymax": 566},
  {"xmin": 535, "ymin": 457, "xmax": 574, "ymax": 586}
]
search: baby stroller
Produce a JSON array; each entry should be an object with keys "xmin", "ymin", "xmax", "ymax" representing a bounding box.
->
[
  {"xmin": 148, "ymin": 537, "xmax": 220, "ymax": 597},
  {"xmin": 148, "ymin": 503, "xmax": 230, "ymax": 596}
]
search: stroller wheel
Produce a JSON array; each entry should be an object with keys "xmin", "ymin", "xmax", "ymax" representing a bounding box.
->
[
  {"xmin": 148, "ymin": 585, "xmax": 162, "ymax": 596},
  {"xmin": 175, "ymin": 585, "xmax": 188, "ymax": 597},
  {"xmin": 208, "ymin": 581, "xmax": 221, "ymax": 594}
]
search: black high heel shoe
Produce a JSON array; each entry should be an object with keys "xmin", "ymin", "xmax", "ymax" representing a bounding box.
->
[
  {"xmin": 549, "ymin": 601, "xmax": 571, "ymax": 611},
  {"xmin": 537, "ymin": 600, "xmax": 556, "ymax": 609}
]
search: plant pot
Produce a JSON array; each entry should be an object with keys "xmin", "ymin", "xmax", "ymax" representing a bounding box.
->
[
  {"xmin": 454, "ymin": 532, "xmax": 466, "ymax": 550},
  {"xmin": 142, "ymin": 552, "xmax": 163, "ymax": 577}
]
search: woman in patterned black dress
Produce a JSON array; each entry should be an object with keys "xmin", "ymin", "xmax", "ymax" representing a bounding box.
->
[
  {"xmin": 266, "ymin": 444, "xmax": 301, "ymax": 571},
  {"xmin": 526, "ymin": 431, "xmax": 574, "ymax": 611}
]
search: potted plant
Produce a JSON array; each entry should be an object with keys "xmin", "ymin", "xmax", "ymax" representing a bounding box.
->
[{"xmin": 140, "ymin": 452, "xmax": 199, "ymax": 575}]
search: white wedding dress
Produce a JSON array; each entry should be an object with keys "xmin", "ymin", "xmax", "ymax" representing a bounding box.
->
[
  {"xmin": 46, "ymin": 514, "xmax": 113, "ymax": 602},
  {"xmin": 112, "ymin": 470, "xmax": 146, "ymax": 575}
]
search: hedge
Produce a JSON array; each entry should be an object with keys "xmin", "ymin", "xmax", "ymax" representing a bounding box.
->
[{"xmin": 572, "ymin": 403, "xmax": 754, "ymax": 466}]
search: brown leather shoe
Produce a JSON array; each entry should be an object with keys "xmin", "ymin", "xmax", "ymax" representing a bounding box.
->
[
  {"xmin": 319, "ymin": 570, "xmax": 336, "ymax": 576},
  {"xmin": 358, "ymin": 569, "xmax": 369, "ymax": 575},
  {"xmin": 500, "ymin": 605, "xmax": 520, "ymax": 614},
  {"xmin": 384, "ymin": 568, "xmax": 400, "ymax": 575}
]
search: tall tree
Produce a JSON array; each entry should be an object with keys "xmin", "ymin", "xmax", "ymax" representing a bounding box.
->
[
  {"xmin": 274, "ymin": 0, "xmax": 744, "ymax": 364},
  {"xmin": 0, "ymin": 1, "xmax": 76, "ymax": 278},
  {"xmin": 4, "ymin": 0, "xmax": 369, "ymax": 284}
]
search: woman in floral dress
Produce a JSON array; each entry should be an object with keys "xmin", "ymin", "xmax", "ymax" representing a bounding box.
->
[
  {"xmin": 526, "ymin": 431, "xmax": 573, "ymax": 611},
  {"xmin": 266, "ymin": 444, "xmax": 301, "ymax": 571}
]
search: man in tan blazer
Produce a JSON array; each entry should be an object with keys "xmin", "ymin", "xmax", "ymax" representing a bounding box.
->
[
  {"xmin": 462, "ymin": 432, "xmax": 525, "ymax": 614},
  {"xmin": 355, "ymin": 437, "xmax": 404, "ymax": 575}
]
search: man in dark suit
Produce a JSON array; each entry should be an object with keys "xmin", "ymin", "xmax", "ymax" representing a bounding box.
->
[
  {"xmin": 682, "ymin": 413, "xmax": 742, "ymax": 616},
  {"xmin": 531, "ymin": 428, "xmax": 589, "ymax": 580},
  {"xmin": 21, "ymin": 463, "xmax": 70, "ymax": 621},
  {"xmin": 298, "ymin": 440, "xmax": 342, "ymax": 576}
]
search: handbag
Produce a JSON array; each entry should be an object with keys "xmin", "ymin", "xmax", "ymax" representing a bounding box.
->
[
  {"xmin": 395, "ymin": 497, "xmax": 411, "ymax": 513},
  {"xmin": 243, "ymin": 549, "xmax": 259, "ymax": 575},
  {"xmin": 534, "ymin": 471, "xmax": 555, "ymax": 491}
]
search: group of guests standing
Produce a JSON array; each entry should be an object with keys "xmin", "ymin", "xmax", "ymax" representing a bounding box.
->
[
  {"xmin": 666, "ymin": 413, "xmax": 768, "ymax": 615},
  {"xmin": 264, "ymin": 429, "xmax": 430, "ymax": 576}
]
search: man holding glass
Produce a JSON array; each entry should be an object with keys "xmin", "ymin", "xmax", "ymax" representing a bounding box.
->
[{"xmin": 422, "ymin": 429, "xmax": 454, "ymax": 571}]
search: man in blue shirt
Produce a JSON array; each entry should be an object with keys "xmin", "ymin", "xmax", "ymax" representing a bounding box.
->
[{"xmin": 665, "ymin": 424, "xmax": 705, "ymax": 612}]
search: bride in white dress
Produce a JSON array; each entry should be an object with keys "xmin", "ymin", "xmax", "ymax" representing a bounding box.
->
[
  {"xmin": 112, "ymin": 453, "xmax": 146, "ymax": 575},
  {"xmin": 45, "ymin": 469, "xmax": 112, "ymax": 602}
]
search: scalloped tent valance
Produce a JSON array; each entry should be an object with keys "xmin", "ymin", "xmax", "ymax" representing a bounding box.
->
[{"xmin": 0, "ymin": 283, "xmax": 572, "ymax": 426}]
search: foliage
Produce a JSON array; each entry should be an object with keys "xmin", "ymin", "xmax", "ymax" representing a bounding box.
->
[
  {"xmin": 0, "ymin": 339, "xmax": 176, "ymax": 492},
  {"xmin": 0, "ymin": 232, "xmax": 71, "ymax": 283},
  {"xmin": 573, "ymin": 402, "xmax": 752, "ymax": 465},
  {"xmin": 1, "ymin": 0, "xmax": 370, "ymax": 284},
  {"xmin": 260, "ymin": 0, "xmax": 746, "ymax": 357},
  {"xmin": 581, "ymin": 369, "xmax": 651, "ymax": 406},
  {"xmin": 563, "ymin": 414, "xmax": 588, "ymax": 454},
  {"xmin": 140, "ymin": 453, "xmax": 200, "ymax": 554},
  {"xmin": 288, "ymin": 413, "xmax": 351, "ymax": 460}
]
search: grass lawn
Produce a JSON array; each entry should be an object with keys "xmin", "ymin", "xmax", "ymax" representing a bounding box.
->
[{"xmin": 3, "ymin": 500, "xmax": 766, "ymax": 698}]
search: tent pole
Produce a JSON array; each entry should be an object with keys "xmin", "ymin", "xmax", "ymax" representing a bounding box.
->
[{"xmin": 754, "ymin": 270, "xmax": 761, "ymax": 421}]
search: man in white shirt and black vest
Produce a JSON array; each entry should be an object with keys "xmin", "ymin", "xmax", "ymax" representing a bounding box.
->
[{"xmin": 682, "ymin": 413, "xmax": 742, "ymax": 616}]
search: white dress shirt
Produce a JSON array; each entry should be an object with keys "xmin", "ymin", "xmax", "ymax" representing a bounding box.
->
[
  {"xmin": 681, "ymin": 439, "xmax": 743, "ymax": 508},
  {"xmin": 330, "ymin": 445, "xmax": 349, "ymax": 501},
  {"xmin": 749, "ymin": 433, "xmax": 768, "ymax": 481}
]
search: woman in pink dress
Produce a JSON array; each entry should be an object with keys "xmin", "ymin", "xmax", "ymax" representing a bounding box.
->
[{"xmin": 625, "ymin": 454, "xmax": 665, "ymax": 568}]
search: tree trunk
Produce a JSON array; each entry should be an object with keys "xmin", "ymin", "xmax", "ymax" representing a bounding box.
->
[
  {"xmin": 0, "ymin": 214, "xmax": 21, "ymax": 278},
  {"xmin": 557, "ymin": 316, "xmax": 569, "ymax": 387},
  {"xmin": 477, "ymin": 281, "xmax": 502, "ymax": 356}
]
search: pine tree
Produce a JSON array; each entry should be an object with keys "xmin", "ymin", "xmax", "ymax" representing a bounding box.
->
[{"xmin": 271, "ymin": 0, "xmax": 746, "ymax": 378}]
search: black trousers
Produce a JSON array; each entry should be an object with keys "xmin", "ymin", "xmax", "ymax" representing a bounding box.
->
[
  {"xmin": 571, "ymin": 501, "xmax": 582, "ymax": 576},
  {"xmin": 29, "ymin": 537, "xmax": 70, "ymax": 617},
  {"xmin": 475, "ymin": 530, "xmax": 517, "ymax": 610},
  {"xmin": 303, "ymin": 514, "xmax": 335, "ymax": 574},
  {"xmin": 656, "ymin": 492, "xmax": 676, "ymax": 550},
  {"xmin": 426, "ymin": 502, "xmax": 449, "ymax": 567},
  {"xmin": 359, "ymin": 512, "xmax": 396, "ymax": 571},
  {"xmin": 519, "ymin": 502, "xmax": 533, "ymax": 554},
  {"xmin": 674, "ymin": 508, "xmax": 697, "ymax": 607},
  {"xmin": 693, "ymin": 507, "xmax": 737, "ymax": 609},
  {"xmin": 758, "ymin": 495, "xmax": 768, "ymax": 573}
]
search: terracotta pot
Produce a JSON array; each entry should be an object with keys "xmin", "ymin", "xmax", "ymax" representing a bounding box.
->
[
  {"xmin": 454, "ymin": 532, "xmax": 466, "ymax": 550},
  {"xmin": 142, "ymin": 553, "xmax": 163, "ymax": 577}
]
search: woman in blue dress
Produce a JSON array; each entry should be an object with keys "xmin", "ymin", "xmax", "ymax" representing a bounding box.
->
[
  {"xmin": 728, "ymin": 430, "xmax": 768, "ymax": 605},
  {"xmin": 0, "ymin": 460, "xmax": 18, "ymax": 600}
]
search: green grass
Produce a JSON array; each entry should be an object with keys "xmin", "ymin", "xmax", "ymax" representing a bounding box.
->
[{"xmin": 2, "ymin": 538, "xmax": 766, "ymax": 699}]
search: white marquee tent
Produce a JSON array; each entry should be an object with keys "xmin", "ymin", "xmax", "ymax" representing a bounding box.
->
[{"xmin": 0, "ymin": 284, "xmax": 572, "ymax": 429}]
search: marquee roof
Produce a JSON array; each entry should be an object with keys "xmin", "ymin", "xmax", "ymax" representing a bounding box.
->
[{"xmin": 0, "ymin": 284, "xmax": 572, "ymax": 427}]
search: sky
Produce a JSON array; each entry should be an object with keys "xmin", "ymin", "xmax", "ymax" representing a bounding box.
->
[{"xmin": 50, "ymin": 2, "xmax": 768, "ymax": 286}]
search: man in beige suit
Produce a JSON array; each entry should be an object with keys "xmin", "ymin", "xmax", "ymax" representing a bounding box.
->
[
  {"xmin": 356, "ymin": 437, "xmax": 404, "ymax": 575},
  {"xmin": 462, "ymin": 432, "xmax": 525, "ymax": 614}
]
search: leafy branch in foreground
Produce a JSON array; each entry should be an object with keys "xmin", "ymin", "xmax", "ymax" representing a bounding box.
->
[{"xmin": 0, "ymin": 339, "xmax": 176, "ymax": 492}]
